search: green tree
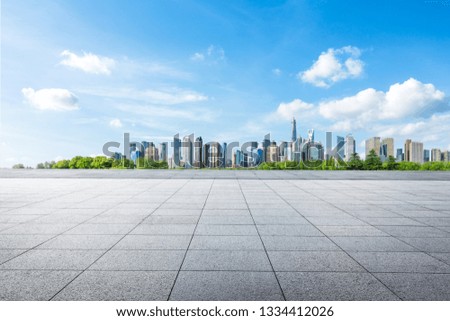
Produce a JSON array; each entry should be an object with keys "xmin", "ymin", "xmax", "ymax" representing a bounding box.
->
[
  {"xmin": 12, "ymin": 163, "xmax": 25, "ymax": 169},
  {"xmin": 383, "ymin": 156, "xmax": 398, "ymax": 170},
  {"xmin": 36, "ymin": 163, "xmax": 45, "ymax": 169},
  {"xmin": 53, "ymin": 160, "xmax": 70, "ymax": 169},
  {"xmin": 364, "ymin": 149, "xmax": 382, "ymax": 170},
  {"xmin": 346, "ymin": 152, "xmax": 364, "ymax": 170}
]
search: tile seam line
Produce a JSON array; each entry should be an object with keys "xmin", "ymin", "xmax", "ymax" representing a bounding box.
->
[
  {"xmin": 167, "ymin": 178, "xmax": 215, "ymax": 301},
  {"xmin": 263, "ymin": 179, "xmax": 403, "ymax": 301},
  {"xmin": 238, "ymin": 177, "xmax": 287, "ymax": 301},
  {"xmin": 46, "ymin": 179, "xmax": 190, "ymax": 301}
]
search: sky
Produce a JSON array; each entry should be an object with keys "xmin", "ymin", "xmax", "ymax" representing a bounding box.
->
[{"xmin": 1, "ymin": 0, "xmax": 450, "ymax": 167}]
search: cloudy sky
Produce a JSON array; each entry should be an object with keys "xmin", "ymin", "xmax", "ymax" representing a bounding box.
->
[{"xmin": 1, "ymin": 0, "xmax": 450, "ymax": 167}]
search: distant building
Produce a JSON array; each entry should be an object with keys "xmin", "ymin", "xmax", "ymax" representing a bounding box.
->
[
  {"xmin": 193, "ymin": 137, "xmax": 203, "ymax": 168},
  {"xmin": 279, "ymin": 141, "xmax": 288, "ymax": 162},
  {"xmin": 431, "ymin": 148, "xmax": 441, "ymax": 162},
  {"xmin": 204, "ymin": 142, "xmax": 221, "ymax": 168},
  {"xmin": 345, "ymin": 134, "xmax": 356, "ymax": 162},
  {"xmin": 365, "ymin": 137, "xmax": 381, "ymax": 156},
  {"xmin": 442, "ymin": 150, "xmax": 450, "ymax": 162},
  {"xmin": 326, "ymin": 132, "xmax": 332, "ymax": 161},
  {"xmin": 396, "ymin": 148, "xmax": 404, "ymax": 162},
  {"xmin": 308, "ymin": 129, "xmax": 315, "ymax": 142},
  {"xmin": 337, "ymin": 136, "xmax": 345, "ymax": 160},
  {"xmin": 302, "ymin": 141, "xmax": 324, "ymax": 161},
  {"xmin": 291, "ymin": 117, "xmax": 297, "ymax": 142},
  {"xmin": 381, "ymin": 137, "xmax": 394, "ymax": 160},
  {"xmin": 144, "ymin": 142, "xmax": 159, "ymax": 161},
  {"xmin": 159, "ymin": 143, "xmax": 168, "ymax": 162},
  {"xmin": 267, "ymin": 141, "xmax": 279, "ymax": 162},
  {"xmin": 404, "ymin": 139, "xmax": 412, "ymax": 162},
  {"xmin": 423, "ymin": 149, "xmax": 430, "ymax": 163},
  {"xmin": 410, "ymin": 141, "xmax": 424, "ymax": 164},
  {"xmin": 181, "ymin": 135, "xmax": 193, "ymax": 168}
]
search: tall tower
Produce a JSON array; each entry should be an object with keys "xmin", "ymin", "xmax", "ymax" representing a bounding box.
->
[{"xmin": 291, "ymin": 117, "xmax": 297, "ymax": 142}]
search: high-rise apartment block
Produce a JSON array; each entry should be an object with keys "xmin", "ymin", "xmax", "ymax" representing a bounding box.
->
[
  {"xmin": 431, "ymin": 148, "xmax": 441, "ymax": 162},
  {"xmin": 365, "ymin": 137, "xmax": 381, "ymax": 156}
]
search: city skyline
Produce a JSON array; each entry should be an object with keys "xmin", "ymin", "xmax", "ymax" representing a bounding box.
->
[{"xmin": 2, "ymin": 1, "xmax": 450, "ymax": 168}]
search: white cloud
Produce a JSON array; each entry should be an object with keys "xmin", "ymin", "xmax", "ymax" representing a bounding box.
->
[
  {"xmin": 274, "ymin": 99, "xmax": 314, "ymax": 120},
  {"xmin": 299, "ymin": 46, "xmax": 364, "ymax": 88},
  {"xmin": 22, "ymin": 88, "xmax": 79, "ymax": 111},
  {"xmin": 319, "ymin": 78, "xmax": 445, "ymax": 125},
  {"xmin": 272, "ymin": 68, "xmax": 282, "ymax": 76},
  {"xmin": 190, "ymin": 45, "xmax": 225, "ymax": 63},
  {"xmin": 60, "ymin": 50, "xmax": 115, "ymax": 75},
  {"xmin": 78, "ymin": 87, "xmax": 208, "ymax": 105},
  {"xmin": 190, "ymin": 52, "xmax": 205, "ymax": 61},
  {"xmin": 109, "ymin": 119, "xmax": 123, "ymax": 128}
]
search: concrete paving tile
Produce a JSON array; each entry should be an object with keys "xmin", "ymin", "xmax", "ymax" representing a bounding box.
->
[
  {"xmin": 143, "ymin": 215, "xmax": 199, "ymax": 224},
  {"xmin": 359, "ymin": 217, "xmax": 425, "ymax": 226},
  {"xmin": 413, "ymin": 217, "xmax": 450, "ymax": 226},
  {"xmin": 53, "ymin": 271, "xmax": 177, "ymax": 301},
  {"xmin": 399, "ymin": 237, "xmax": 450, "ymax": 252},
  {"xmin": 64, "ymin": 223, "xmax": 136, "ymax": 235},
  {"xmin": 249, "ymin": 208, "xmax": 299, "ymax": 216},
  {"xmin": 182, "ymin": 250, "xmax": 272, "ymax": 271},
  {"xmin": 195, "ymin": 225, "xmax": 258, "ymax": 236},
  {"xmin": 277, "ymin": 272, "xmax": 399, "ymax": 301},
  {"xmin": 0, "ymin": 234, "xmax": 56, "ymax": 249},
  {"xmin": 113, "ymin": 235, "xmax": 192, "ymax": 250},
  {"xmin": 0, "ymin": 249, "xmax": 26, "ymax": 264},
  {"xmin": 317, "ymin": 226, "xmax": 388, "ymax": 237},
  {"xmin": 90, "ymin": 250, "xmax": 185, "ymax": 270},
  {"xmin": 428, "ymin": 252, "xmax": 450, "ymax": 265},
  {"xmin": 0, "ymin": 223, "xmax": 76, "ymax": 235},
  {"xmin": 202, "ymin": 209, "xmax": 250, "ymax": 216},
  {"xmin": 131, "ymin": 224, "xmax": 196, "ymax": 235},
  {"xmin": 0, "ymin": 215, "xmax": 43, "ymax": 223},
  {"xmin": 190, "ymin": 235, "xmax": 264, "ymax": 250},
  {"xmin": 0, "ymin": 270, "xmax": 80, "ymax": 300},
  {"xmin": 375, "ymin": 225, "xmax": 450, "ymax": 238},
  {"xmin": 254, "ymin": 216, "xmax": 310, "ymax": 225},
  {"xmin": 258, "ymin": 224, "xmax": 323, "ymax": 236},
  {"xmin": 374, "ymin": 273, "xmax": 450, "ymax": 300},
  {"xmin": 151, "ymin": 208, "xmax": 203, "ymax": 216},
  {"xmin": 262, "ymin": 236, "xmax": 339, "ymax": 251},
  {"xmin": 350, "ymin": 252, "xmax": 450, "ymax": 273},
  {"xmin": 37, "ymin": 234, "xmax": 123, "ymax": 250},
  {"xmin": 0, "ymin": 249, "xmax": 105, "ymax": 270},
  {"xmin": 330, "ymin": 237, "xmax": 416, "ymax": 252},
  {"xmin": 306, "ymin": 217, "xmax": 367, "ymax": 226},
  {"xmin": 169, "ymin": 271, "xmax": 284, "ymax": 300},
  {"xmin": 268, "ymin": 251, "xmax": 364, "ymax": 272},
  {"xmin": 198, "ymin": 215, "xmax": 254, "ymax": 225}
]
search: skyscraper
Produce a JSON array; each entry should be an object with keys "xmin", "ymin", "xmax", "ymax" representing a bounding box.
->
[
  {"xmin": 411, "ymin": 141, "xmax": 424, "ymax": 164},
  {"xmin": 381, "ymin": 138, "xmax": 394, "ymax": 158},
  {"xmin": 193, "ymin": 137, "xmax": 203, "ymax": 168},
  {"xmin": 337, "ymin": 136, "xmax": 345, "ymax": 160},
  {"xmin": 326, "ymin": 132, "xmax": 332, "ymax": 161},
  {"xmin": 345, "ymin": 134, "xmax": 356, "ymax": 162},
  {"xmin": 181, "ymin": 135, "xmax": 193, "ymax": 168},
  {"xmin": 404, "ymin": 139, "xmax": 411, "ymax": 161},
  {"xmin": 396, "ymin": 148, "xmax": 404, "ymax": 162},
  {"xmin": 365, "ymin": 137, "xmax": 381, "ymax": 157},
  {"xmin": 308, "ymin": 129, "xmax": 315, "ymax": 142},
  {"xmin": 424, "ymin": 149, "xmax": 430, "ymax": 162},
  {"xmin": 291, "ymin": 117, "xmax": 297, "ymax": 142},
  {"xmin": 431, "ymin": 148, "xmax": 441, "ymax": 162},
  {"xmin": 404, "ymin": 139, "xmax": 423, "ymax": 163},
  {"xmin": 442, "ymin": 151, "xmax": 450, "ymax": 162},
  {"xmin": 159, "ymin": 143, "xmax": 168, "ymax": 162}
]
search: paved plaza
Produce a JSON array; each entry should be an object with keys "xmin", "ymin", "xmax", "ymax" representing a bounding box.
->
[{"xmin": 0, "ymin": 170, "xmax": 449, "ymax": 301}]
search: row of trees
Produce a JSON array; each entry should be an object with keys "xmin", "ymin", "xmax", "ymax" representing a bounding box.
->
[
  {"xmin": 257, "ymin": 150, "xmax": 450, "ymax": 171},
  {"xmin": 34, "ymin": 156, "xmax": 168, "ymax": 169}
]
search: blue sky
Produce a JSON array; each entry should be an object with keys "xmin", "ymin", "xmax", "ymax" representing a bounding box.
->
[{"xmin": 1, "ymin": 0, "xmax": 450, "ymax": 167}]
